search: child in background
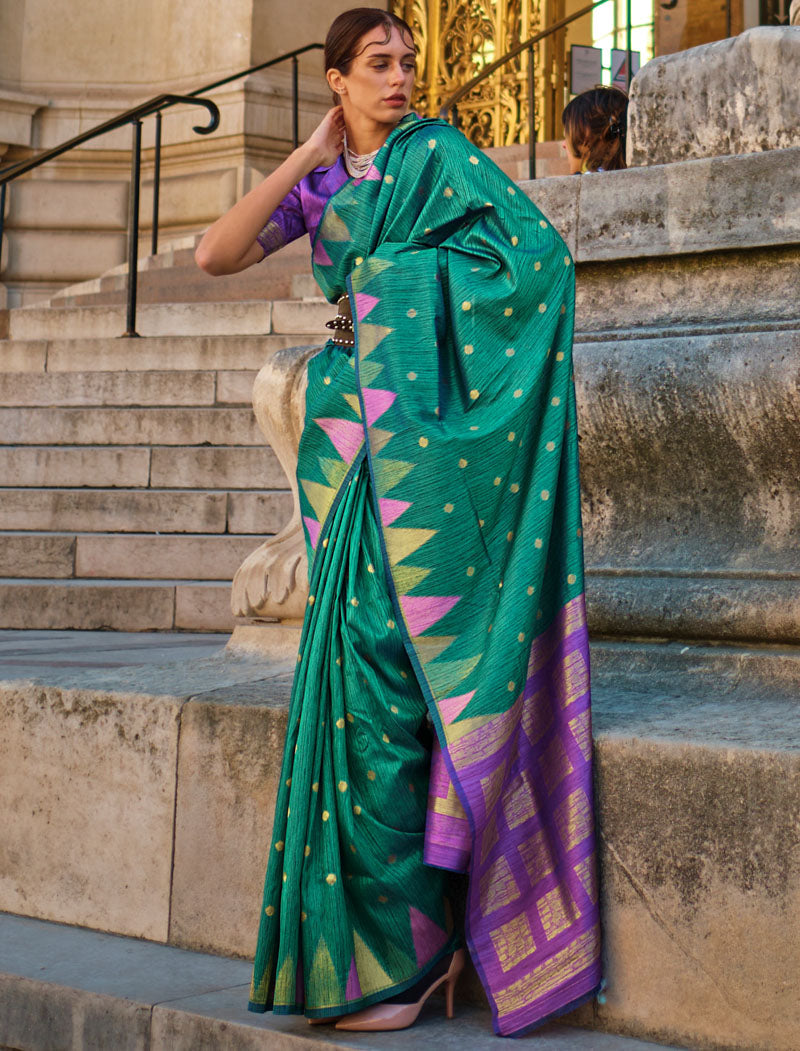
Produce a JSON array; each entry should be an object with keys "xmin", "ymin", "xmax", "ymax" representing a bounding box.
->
[{"xmin": 562, "ymin": 86, "xmax": 628, "ymax": 173}]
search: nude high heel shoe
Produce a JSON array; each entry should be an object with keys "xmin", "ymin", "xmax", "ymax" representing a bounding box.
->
[{"xmin": 334, "ymin": 948, "xmax": 465, "ymax": 1031}]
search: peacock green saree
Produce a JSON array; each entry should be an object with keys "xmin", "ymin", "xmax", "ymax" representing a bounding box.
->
[{"xmin": 248, "ymin": 113, "xmax": 601, "ymax": 1037}]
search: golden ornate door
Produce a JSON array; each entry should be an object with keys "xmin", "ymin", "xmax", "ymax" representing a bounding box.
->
[{"xmin": 391, "ymin": 1, "xmax": 565, "ymax": 147}]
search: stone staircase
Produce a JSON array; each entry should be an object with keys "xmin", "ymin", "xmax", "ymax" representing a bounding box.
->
[
  {"xmin": 0, "ymin": 141, "xmax": 570, "ymax": 635},
  {"xmin": 0, "ymin": 235, "xmax": 330, "ymax": 632}
]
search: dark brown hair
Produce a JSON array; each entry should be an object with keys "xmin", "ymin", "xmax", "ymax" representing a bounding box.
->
[
  {"xmin": 562, "ymin": 86, "xmax": 628, "ymax": 172},
  {"xmin": 325, "ymin": 7, "xmax": 416, "ymax": 103}
]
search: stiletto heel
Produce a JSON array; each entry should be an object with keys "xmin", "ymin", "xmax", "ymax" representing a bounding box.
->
[
  {"xmin": 335, "ymin": 948, "xmax": 465, "ymax": 1031},
  {"xmin": 445, "ymin": 971, "xmax": 457, "ymax": 1019}
]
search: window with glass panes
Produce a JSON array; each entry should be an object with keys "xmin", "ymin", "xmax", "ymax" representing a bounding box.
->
[{"xmin": 592, "ymin": 0, "xmax": 654, "ymax": 84}]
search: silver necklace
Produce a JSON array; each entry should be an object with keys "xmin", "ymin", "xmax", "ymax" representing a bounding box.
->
[{"xmin": 343, "ymin": 133, "xmax": 379, "ymax": 179}]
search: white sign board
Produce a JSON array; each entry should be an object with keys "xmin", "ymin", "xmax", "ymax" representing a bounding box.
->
[
  {"xmin": 611, "ymin": 48, "xmax": 641, "ymax": 89},
  {"xmin": 570, "ymin": 45, "xmax": 603, "ymax": 96}
]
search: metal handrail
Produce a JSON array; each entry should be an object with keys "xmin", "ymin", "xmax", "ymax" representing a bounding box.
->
[
  {"xmin": 189, "ymin": 42, "xmax": 324, "ymax": 145},
  {"xmin": 0, "ymin": 94, "xmax": 219, "ymax": 184},
  {"xmin": 0, "ymin": 43, "xmax": 323, "ymax": 336},
  {"xmin": 0, "ymin": 93, "xmax": 219, "ymax": 336},
  {"xmin": 439, "ymin": 0, "xmax": 618, "ymax": 180}
]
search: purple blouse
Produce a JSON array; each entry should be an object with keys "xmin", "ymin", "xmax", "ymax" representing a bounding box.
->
[{"xmin": 255, "ymin": 158, "xmax": 350, "ymax": 259}]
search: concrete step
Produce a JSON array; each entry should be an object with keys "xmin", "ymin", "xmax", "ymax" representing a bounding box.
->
[
  {"xmin": 291, "ymin": 272, "xmax": 324, "ymax": 299},
  {"xmin": 0, "ymin": 489, "xmax": 291, "ymax": 533},
  {"xmin": 8, "ymin": 298, "xmax": 333, "ymax": 340},
  {"xmin": 148, "ymin": 445, "xmax": 285, "ymax": 489},
  {"xmin": 0, "ymin": 914, "xmax": 669, "ymax": 1051},
  {"xmin": 0, "ymin": 446, "xmax": 153, "ymax": 488},
  {"xmin": 0, "ymin": 406, "xmax": 264, "ymax": 445},
  {"xmin": 0, "ymin": 445, "xmax": 283, "ymax": 488},
  {"xmin": 53, "ymin": 237, "xmax": 319, "ymax": 307},
  {"xmin": 0, "ymin": 334, "xmax": 314, "ymax": 373},
  {"xmin": 0, "ymin": 369, "xmax": 220, "ymax": 407},
  {"xmin": 0, "ymin": 578, "xmax": 234, "ymax": 631},
  {"xmin": 0, "ymin": 533, "xmax": 264, "ymax": 581}
]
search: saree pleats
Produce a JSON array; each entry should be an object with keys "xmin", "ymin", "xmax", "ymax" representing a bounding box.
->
[
  {"xmin": 249, "ymin": 346, "xmax": 456, "ymax": 1017},
  {"xmin": 250, "ymin": 113, "xmax": 601, "ymax": 1036}
]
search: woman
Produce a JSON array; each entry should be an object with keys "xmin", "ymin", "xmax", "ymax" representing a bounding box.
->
[
  {"xmin": 197, "ymin": 7, "xmax": 601, "ymax": 1037},
  {"xmin": 562, "ymin": 85, "xmax": 628, "ymax": 173}
]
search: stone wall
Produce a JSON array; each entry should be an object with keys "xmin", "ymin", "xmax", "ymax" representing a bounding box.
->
[{"xmin": 628, "ymin": 26, "xmax": 800, "ymax": 165}]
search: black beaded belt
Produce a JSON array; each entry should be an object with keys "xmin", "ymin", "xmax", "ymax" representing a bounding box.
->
[{"xmin": 325, "ymin": 294, "xmax": 355, "ymax": 347}]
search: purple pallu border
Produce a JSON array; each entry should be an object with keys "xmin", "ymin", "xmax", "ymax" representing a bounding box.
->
[{"xmin": 425, "ymin": 595, "xmax": 601, "ymax": 1036}]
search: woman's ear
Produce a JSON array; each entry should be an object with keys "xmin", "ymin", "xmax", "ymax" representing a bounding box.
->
[{"xmin": 326, "ymin": 68, "xmax": 347, "ymax": 97}]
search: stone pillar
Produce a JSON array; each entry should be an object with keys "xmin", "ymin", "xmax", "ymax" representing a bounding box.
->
[{"xmin": 627, "ymin": 26, "xmax": 800, "ymax": 166}]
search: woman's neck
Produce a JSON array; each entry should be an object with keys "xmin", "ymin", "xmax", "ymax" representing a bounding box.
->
[{"xmin": 342, "ymin": 110, "xmax": 402, "ymax": 155}]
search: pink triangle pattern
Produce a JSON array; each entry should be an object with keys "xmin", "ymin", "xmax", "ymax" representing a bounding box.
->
[
  {"xmin": 361, "ymin": 387, "xmax": 397, "ymax": 426},
  {"xmin": 314, "ymin": 417, "xmax": 364, "ymax": 463},
  {"xmin": 355, "ymin": 292, "xmax": 380, "ymax": 322},
  {"xmin": 345, "ymin": 954, "xmax": 362, "ymax": 1000},
  {"xmin": 313, "ymin": 239, "xmax": 333, "ymax": 266},
  {"xmin": 379, "ymin": 497, "xmax": 411, "ymax": 526},
  {"xmin": 409, "ymin": 906, "xmax": 448, "ymax": 967},
  {"xmin": 363, "ymin": 164, "xmax": 381, "ymax": 181},
  {"xmin": 401, "ymin": 594, "xmax": 460, "ymax": 637},
  {"xmin": 439, "ymin": 691, "xmax": 475, "ymax": 725},
  {"xmin": 303, "ymin": 515, "xmax": 320, "ymax": 549}
]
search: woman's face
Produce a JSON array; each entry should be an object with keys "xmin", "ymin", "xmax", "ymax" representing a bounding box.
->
[{"xmin": 327, "ymin": 25, "xmax": 416, "ymax": 128}]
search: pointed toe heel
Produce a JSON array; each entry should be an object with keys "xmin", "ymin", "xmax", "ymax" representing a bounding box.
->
[{"xmin": 334, "ymin": 948, "xmax": 465, "ymax": 1032}]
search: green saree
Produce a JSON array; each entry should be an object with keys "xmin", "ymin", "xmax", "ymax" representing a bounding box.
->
[{"xmin": 249, "ymin": 114, "xmax": 601, "ymax": 1036}]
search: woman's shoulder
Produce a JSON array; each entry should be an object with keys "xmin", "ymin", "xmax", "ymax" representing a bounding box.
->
[
  {"xmin": 395, "ymin": 115, "xmax": 473, "ymax": 161},
  {"xmin": 304, "ymin": 156, "xmax": 347, "ymax": 183}
]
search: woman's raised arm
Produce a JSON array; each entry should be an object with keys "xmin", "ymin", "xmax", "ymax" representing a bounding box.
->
[{"xmin": 195, "ymin": 107, "xmax": 345, "ymax": 276}]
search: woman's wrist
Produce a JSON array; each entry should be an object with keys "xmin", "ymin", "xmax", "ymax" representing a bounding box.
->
[{"xmin": 293, "ymin": 139, "xmax": 326, "ymax": 173}]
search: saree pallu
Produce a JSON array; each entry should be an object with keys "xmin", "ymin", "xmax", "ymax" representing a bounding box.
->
[{"xmin": 249, "ymin": 113, "xmax": 601, "ymax": 1036}]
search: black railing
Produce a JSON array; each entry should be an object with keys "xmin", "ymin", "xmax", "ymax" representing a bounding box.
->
[
  {"xmin": 0, "ymin": 94, "xmax": 219, "ymax": 337},
  {"xmin": 188, "ymin": 42, "xmax": 324, "ymax": 156},
  {"xmin": 0, "ymin": 42, "xmax": 323, "ymax": 336}
]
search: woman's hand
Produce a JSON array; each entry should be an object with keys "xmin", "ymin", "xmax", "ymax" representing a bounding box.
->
[{"xmin": 303, "ymin": 107, "xmax": 346, "ymax": 169}]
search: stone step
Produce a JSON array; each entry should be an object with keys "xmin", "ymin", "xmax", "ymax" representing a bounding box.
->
[
  {"xmin": 0, "ymin": 445, "xmax": 283, "ymax": 488},
  {"xmin": 291, "ymin": 271, "xmax": 324, "ymax": 299},
  {"xmin": 7, "ymin": 298, "xmax": 333, "ymax": 340},
  {"xmin": 0, "ymin": 446, "xmax": 152, "ymax": 488},
  {"xmin": 0, "ymin": 334, "xmax": 310, "ymax": 373},
  {"xmin": 0, "ymin": 579, "xmax": 234, "ymax": 631},
  {"xmin": 0, "ymin": 369, "xmax": 220, "ymax": 406},
  {"xmin": 51, "ymin": 230, "xmax": 317, "ymax": 308},
  {"xmin": 0, "ymin": 489, "xmax": 291, "ymax": 533},
  {"xmin": 148, "ymin": 445, "xmax": 285, "ymax": 489},
  {"xmin": 0, "ymin": 406, "xmax": 264, "ymax": 445},
  {"xmin": 0, "ymin": 533, "xmax": 264, "ymax": 581},
  {"xmin": 0, "ymin": 914, "xmax": 669, "ymax": 1051}
]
